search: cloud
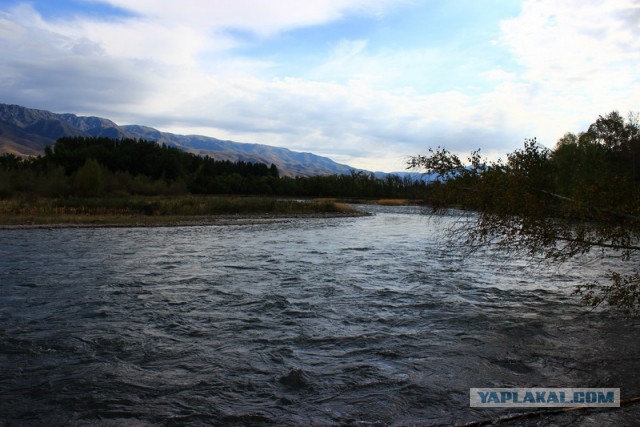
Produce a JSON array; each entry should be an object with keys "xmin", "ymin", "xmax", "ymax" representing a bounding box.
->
[
  {"xmin": 151, "ymin": 75, "xmax": 515, "ymax": 171},
  {"xmin": 0, "ymin": 4, "xmax": 155, "ymax": 113},
  {"xmin": 0, "ymin": 0, "xmax": 638, "ymax": 172},
  {"xmin": 495, "ymin": 0, "xmax": 640, "ymax": 132},
  {"xmin": 88, "ymin": 0, "xmax": 395, "ymax": 36}
]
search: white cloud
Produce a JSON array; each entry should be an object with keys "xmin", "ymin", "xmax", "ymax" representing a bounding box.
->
[
  {"xmin": 0, "ymin": 0, "xmax": 638, "ymax": 172},
  {"xmin": 0, "ymin": 4, "xmax": 155, "ymax": 114},
  {"xmin": 88, "ymin": 0, "xmax": 395, "ymax": 36},
  {"xmin": 153, "ymin": 74, "xmax": 514, "ymax": 171},
  {"xmin": 481, "ymin": 68, "xmax": 517, "ymax": 82},
  {"xmin": 496, "ymin": 0, "xmax": 640, "ymax": 136}
]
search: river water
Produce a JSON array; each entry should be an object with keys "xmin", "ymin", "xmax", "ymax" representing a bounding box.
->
[{"xmin": 1, "ymin": 205, "xmax": 639, "ymax": 426}]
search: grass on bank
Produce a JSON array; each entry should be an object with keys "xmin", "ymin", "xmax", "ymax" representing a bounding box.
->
[
  {"xmin": 0, "ymin": 195, "xmax": 362, "ymax": 226},
  {"xmin": 314, "ymin": 197, "xmax": 417, "ymax": 206},
  {"xmin": 375, "ymin": 199, "xmax": 413, "ymax": 206}
]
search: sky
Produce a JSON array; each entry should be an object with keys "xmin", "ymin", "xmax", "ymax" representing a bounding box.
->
[{"xmin": 1, "ymin": 0, "xmax": 639, "ymax": 172}]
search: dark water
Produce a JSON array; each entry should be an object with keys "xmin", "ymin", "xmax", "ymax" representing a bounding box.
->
[{"xmin": 1, "ymin": 205, "xmax": 639, "ymax": 426}]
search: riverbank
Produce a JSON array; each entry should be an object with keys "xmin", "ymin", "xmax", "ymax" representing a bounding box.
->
[{"xmin": 0, "ymin": 195, "xmax": 367, "ymax": 228}]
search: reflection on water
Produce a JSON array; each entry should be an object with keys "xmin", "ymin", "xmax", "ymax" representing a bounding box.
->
[{"xmin": 1, "ymin": 205, "xmax": 639, "ymax": 425}]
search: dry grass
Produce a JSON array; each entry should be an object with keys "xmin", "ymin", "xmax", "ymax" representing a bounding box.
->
[
  {"xmin": 0, "ymin": 195, "xmax": 364, "ymax": 227},
  {"xmin": 376, "ymin": 199, "xmax": 412, "ymax": 206}
]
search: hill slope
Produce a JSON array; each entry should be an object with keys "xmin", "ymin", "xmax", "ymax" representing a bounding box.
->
[{"xmin": 0, "ymin": 103, "xmax": 355, "ymax": 176}]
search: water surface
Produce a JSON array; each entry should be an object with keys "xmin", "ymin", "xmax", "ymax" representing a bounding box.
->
[{"xmin": 1, "ymin": 205, "xmax": 639, "ymax": 425}]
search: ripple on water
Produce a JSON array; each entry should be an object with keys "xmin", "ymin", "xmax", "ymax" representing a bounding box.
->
[{"xmin": 1, "ymin": 207, "xmax": 639, "ymax": 425}]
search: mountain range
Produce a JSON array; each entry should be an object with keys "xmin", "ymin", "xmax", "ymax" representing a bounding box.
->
[{"xmin": 0, "ymin": 103, "xmax": 358, "ymax": 177}]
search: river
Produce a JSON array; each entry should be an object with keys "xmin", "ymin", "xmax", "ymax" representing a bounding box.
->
[{"xmin": 1, "ymin": 205, "xmax": 639, "ymax": 426}]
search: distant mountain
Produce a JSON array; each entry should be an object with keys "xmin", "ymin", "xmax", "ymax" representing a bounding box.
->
[
  {"xmin": 373, "ymin": 170, "xmax": 439, "ymax": 183},
  {"xmin": 0, "ymin": 103, "xmax": 356, "ymax": 177},
  {"xmin": 119, "ymin": 124, "xmax": 355, "ymax": 177}
]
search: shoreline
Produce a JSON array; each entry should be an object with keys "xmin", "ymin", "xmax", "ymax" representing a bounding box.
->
[
  {"xmin": 0, "ymin": 211, "xmax": 369, "ymax": 230},
  {"xmin": 0, "ymin": 195, "xmax": 373, "ymax": 229}
]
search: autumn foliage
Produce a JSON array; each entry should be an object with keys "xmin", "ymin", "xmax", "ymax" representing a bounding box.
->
[{"xmin": 409, "ymin": 111, "xmax": 640, "ymax": 315}]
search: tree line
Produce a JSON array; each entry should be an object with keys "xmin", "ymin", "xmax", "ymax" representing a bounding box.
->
[
  {"xmin": 409, "ymin": 111, "xmax": 640, "ymax": 314},
  {"xmin": 0, "ymin": 136, "xmax": 426, "ymax": 198}
]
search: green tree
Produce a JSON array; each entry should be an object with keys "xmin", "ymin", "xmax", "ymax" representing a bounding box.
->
[
  {"xmin": 37, "ymin": 164, "xmax": 70, "ymax": 197},
  {"xmin": 409, "ymin": 112, "xmax": 640, "ymax": 315},
  {"xmin": 270, "ymin": 163, "xmax": 280, "ymax": 178},
  {"xmin": 72, "ymin": 158, "xmax": 105, "ymax": 197}
]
